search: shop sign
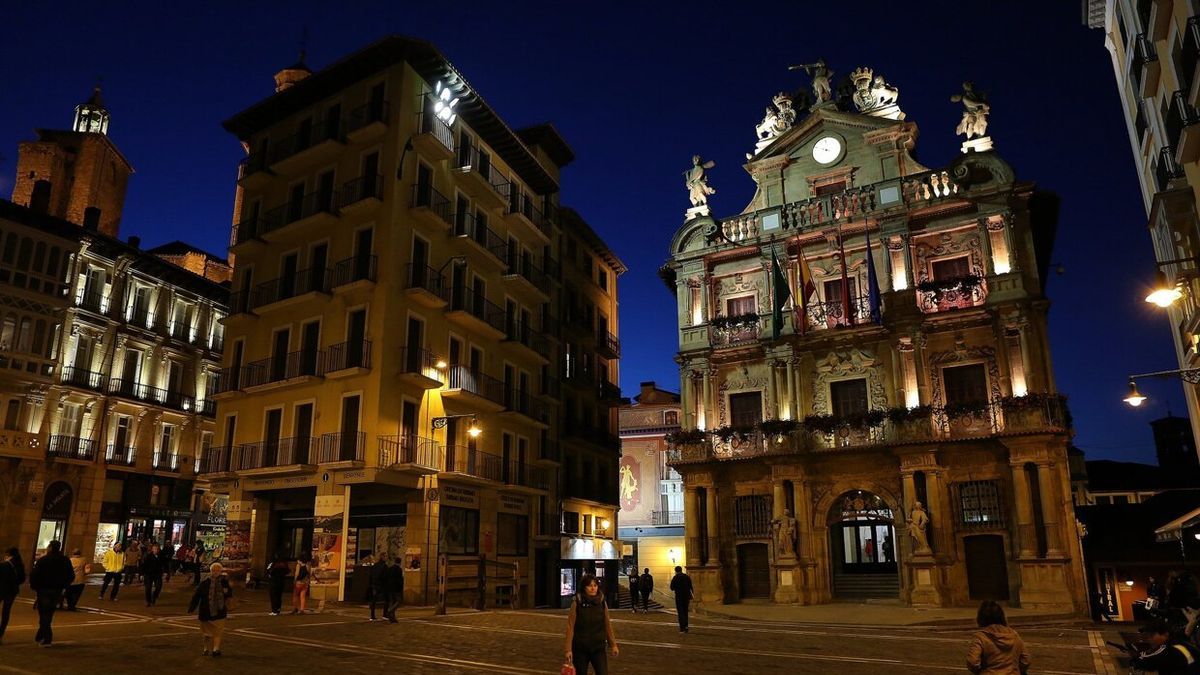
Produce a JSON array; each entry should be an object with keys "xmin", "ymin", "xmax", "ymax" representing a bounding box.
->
[
  {"xmin": 339, "ymin": 469, "xmax": 371, "ymax": 483},
  {"xmin": 244, "ymin": 473, "xmax": 319, "ymax": 491},
  {"xmin": 498, "ymin": 494, "xmax": 528, "ymax": 514},
  {"xmin": 129, "ymin": 506, "xmax": 192, "ymax": 520},
  {"xmin": 311, "ymin": 495, "xmax": 347, "ymax": 589},
  {"xmin": 560, "ymin": 537, "xmax": 622, "ymax": 561},
  {"xmin": 42, "ymin": 481, "xmax": 73, "ymax": 519},
  {"xmin": 440, "ymin": 484, "xmax": 479, "ymax": 508},
  {"xmin": 199, "ymin": 494, "xmax": 228, "ymax": 525}
]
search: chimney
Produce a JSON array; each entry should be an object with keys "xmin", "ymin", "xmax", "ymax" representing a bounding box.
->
[
  {"xmin": 128, "ymin": 235, "xmax": 141, "ymax": 249},
  {"xmin": 640, "ymin": 381, "xmax": 656, "ymax": 399}
]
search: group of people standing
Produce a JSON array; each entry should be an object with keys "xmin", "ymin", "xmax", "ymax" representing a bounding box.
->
[
  {"xmin": 0, "ymin": 541, "xmax": 75, "ymax": 647},
  {"xmin": 363, "ymin": 553, "xmax": 405, "ymax": 622},
  {"xmin": 97, "ymin": 540, "xmax": 187, "ymax": 606}
]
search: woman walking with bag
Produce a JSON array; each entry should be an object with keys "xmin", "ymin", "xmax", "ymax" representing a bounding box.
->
[
  {"xmin": 291, "ymin": 554, "xmax": 311, "ymax": 614},
  {"xmin": 188, "ymin": 562, "xmax": 233, "ymax": 657},
  {"xmin": 564, "ymin": 574, "xmax": 618, "ymax": 675}
]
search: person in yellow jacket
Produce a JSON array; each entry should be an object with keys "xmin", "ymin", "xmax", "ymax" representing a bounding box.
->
[{"xmin": 99, "ymin": 543, "xmax": 125, "ymax": 601}]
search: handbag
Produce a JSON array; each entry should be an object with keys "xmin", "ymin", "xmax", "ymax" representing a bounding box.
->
[{"xmin": 560, "ymin": 662, "xmax": 576, "ymax": 675}]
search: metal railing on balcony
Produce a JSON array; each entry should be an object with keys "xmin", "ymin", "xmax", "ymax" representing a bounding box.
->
[
  {"xmin": 598, "ymin": 329, "xmax": 620, "ymax": 357},
  {"xmin": 47, "ymin": 435, "xmax": 95, "ymax": 461},
  {"xmin": 325, "ymin": 340, "xmax": 372, "ymax": 372},
  {"xmin": 504, "ymin": 387, "xmax": 548, "ymax": 423},
  {"xmin": 539, "ymin": 440, "xmax": 561, "ymax": 462},
  {"xmin": 250, "ymin": 268, "xmax": 331, "ymax": 308},
  {"xmin": 417, "ymin": 106, "xmax": 454, "ymax": 153},
  {"xmin": 504, "ymin": 320, "xmax": 550, "ymax": 358},
  {"xmin": 340, "ymin": 174, "xmax": 383, "ymax": 208},
  {"xmin": 650, "ymin": 510, "xmax": 685, "ymax": 526},
  {"xmin": 803, "ymin": 296, "xmax": 873, "ymax": 329},
  {"xmin": 405, "ymin": 263, "xmax": 450, "ymax": 302},
  {"xmin": 61, "ymin": 365, "xmax": 104, "ymax": 390},
  {"xmin": 317, "ymin": 431, "xmax": 366, "ymax": 463},
  {"xmin": 241, "ymin": 348, "xmax": 326, "ymax": 387},
  {"xmin": 504, "ymin": 254, "xmax": 551, "ymax": 294},
  {"xmin": 448, "ymin": 286, "xmax": 507, "ymax": 334},
  {"xmin": 412, "ymin": 182, "xmax": 452, "ymax": 223},
  {"xmin": 77, "ymin": 287, "xmax": 104, "ymax": 313},
  {"xmin": 213, "ymin": 366, "xmax": 241, "ymax": 394},
  {"xmin": 917, "ymin": 276, "xmax": 987, "ymax": 314},
  {"xmin": 378, "ymin": 434, "xmax": 441, "ymax": 470},
  {"xmin": 452, "ymin": 212, "xmax": 508, "ymax": 262},
  {"xmin": 400, "ymin": 345, "xmax": 439, "ymax": 377},
  {"xmin": 600, "ymin": 379, "xmax": 621, "ymax": 402},
  {"xmin": 708, "ymin": 315, "xmax": 762, "ymax": 348},
  {"xmin": 331, "ymin": 254, "xmax": 377, "ymax": 288},
  {"xmin": 446, "ymin": 365, "xmax": 507, "ymax": 407},
  {"xmin": 1168, "ymin": 91, "xmax": 1200, "ymax": 151},
  {"xmin": 106, "ymin": 445, "xmax": 136, "ymax": 466},
  {"xmin": 235, "ymin": 436, "xmax": 316, "ymax": 469},
  {"xmin": 503, "ymin": 460, "xmax": 549, "ymax": 490},
  {"xmin": 200, "ymin": 445, "xmax": 232, "ymax": 473},
  {"xmin": 153, "ymin": 452, "xmax": 180, "ymax": 472},
  {"xmin": 199, "ymin": 399, "xmax": 217, "ymax": 417},
  {"xmin": 1158, "ymin": 145, "xmax": 1189, "ymax": 192},
  {"xmin": 347, "ymin": 100, "xmax": 389, "ymax": 134},
  {"xmin": 511, "ymin": 193, "xmax": 553, "ymax": 237},
  {"xmin": 165, "ymin": 321, "xmax": 201, "ymax": 344},
  {"xmin": 267, "ymin": 117, "xmax": 344, "ymax": 165},
  {"xmin": 444, "ymin": 445, "xmax": 504, "ymax": 481},
  {"xmin": 455, "ymin": 143, "xmax": 511, "ymax": 200},
  {"xmin": 1131, "ymin": 33, "xmax": 1158, "ymax": 92}
]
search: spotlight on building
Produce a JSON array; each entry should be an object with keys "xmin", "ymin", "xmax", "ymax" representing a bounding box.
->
[
  {"xmin": 1123, "ymin": 381, "xmax": 1147, "ymax": 408},
  {"xmin": 1146, "ymin": 271, "xmax": 1183, "ymax": 308},
  {"xmin": 600, "ymin": 518, "xmax": 611, "ymax": 530},
  {"xmin": 1125, "ymin": 579, "xmax": 1135, "ymax": 587},
  {"xmin": 435, "ymin": 359, "xmax": 448, "ymax": 370},
  {"xmin": 467, "ymin": 418, "xmax": 482, "ymax": 438}
]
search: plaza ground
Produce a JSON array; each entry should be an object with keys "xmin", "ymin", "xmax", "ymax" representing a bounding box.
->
[{"xmin": 0, "ymin": 575, "xmax": 1127, "ymax": 674}]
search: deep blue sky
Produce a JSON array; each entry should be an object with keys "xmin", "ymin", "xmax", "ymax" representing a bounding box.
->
[{"xmin": 0, "ymin": 2, "xmax": 1185, "ymax": 463}]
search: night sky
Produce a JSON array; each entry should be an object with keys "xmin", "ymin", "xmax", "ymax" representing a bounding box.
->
[{"xmin": 0, "ymin": 2, "xmax": 1184, "ymax": 464}]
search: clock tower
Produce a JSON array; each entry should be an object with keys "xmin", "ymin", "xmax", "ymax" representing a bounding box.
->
[{"xmin": 10, "ymin": 86, "xmax": 133, "ymax": 238}]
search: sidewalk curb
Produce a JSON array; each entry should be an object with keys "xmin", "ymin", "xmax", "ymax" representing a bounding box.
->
[{"xmin": 692, "ymin": 603, "xmax": 1084, "ymax": 628}]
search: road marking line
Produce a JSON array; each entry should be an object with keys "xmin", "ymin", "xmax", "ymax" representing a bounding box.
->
[{"xmin": 0, "ymin": 664, "xmax": 41, "ymax": 674}]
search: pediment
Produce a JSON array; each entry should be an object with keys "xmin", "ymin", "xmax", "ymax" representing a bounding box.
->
[{"xmin": 748, "ymin": 107, "xmax": 903, "ymax": 166}]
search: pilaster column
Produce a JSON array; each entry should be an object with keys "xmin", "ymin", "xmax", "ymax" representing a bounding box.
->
[
  {"xmin": 1017, "ymin": 322, "xmax": 1038, "ymax": 393},
  {"xmin": 925, "ymin": 468, "xmax": 953, "ymax": 557},
  {"xmin": 680, "ymin": 368, "xmax": 694, "ymax": 429},
  {"xmin": 786, "ymin": 359, "xmax": 797, "ymax": 420},
  {"xmin": 977, "ymin": 218, "xmax": 995, "ymax": 276},
  {"xmin": 794, "ymin": 481, "xmax": 814, "ymax": 562},
  {"xmin": 1037, "ymin": 462, "xmax": 1065, "ymax": 557},
  {"xmin": 1010, "ymin": 463, "xmax": 1037, "ymax": 558},
  {"xmin": 699, "ymin": 273, "xmax": 711, "ymax": 324},
  {"xmin": 701, "ymin": 370, "xmax": 713, "ymax": 430},
  {"xmin": 684, "ymin": 487, "xmax": 702, "ymax": 567},
  {"xmin": 767, "ymin": 361, "xmax": 779, "ymax": 419},
  {"xmin": 705, "ymin": 486, "xmax": 720, "ymax": 566},
  {"xmin": 900, "ymin": 234, "xmax": 915, "ymax": 288}
]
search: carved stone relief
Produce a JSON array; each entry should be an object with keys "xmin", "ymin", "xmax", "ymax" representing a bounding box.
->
[{"xmin": 811, "ymin": 348, "xmax": 889, "ymax": 414}]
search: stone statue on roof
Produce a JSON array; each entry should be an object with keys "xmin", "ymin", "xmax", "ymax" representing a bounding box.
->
[
  {"xmin": 951, "ymin": 81, "xmax": 990, "ymax": 139},
  {"xmin": 789, "ymin": 59, "xmax": 833, "ymax": 105},
  {"xmin": 685, "ymin": 155, "xmax": 717, "ymax": 210},
  {"xmin": 752, "ymin": 92, "xmax": 798, "ymax": 155}
]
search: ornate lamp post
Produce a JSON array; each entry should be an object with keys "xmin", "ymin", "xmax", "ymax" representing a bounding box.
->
[{"xmin": 1121, "ymin": 368, "xmax": 1200, "ymax": 407}]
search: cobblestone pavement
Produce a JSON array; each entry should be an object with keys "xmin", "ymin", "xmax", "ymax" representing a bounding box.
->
[{"xmin": 0, "ymin": 576, "xmax": 1118, "ymax": 674}]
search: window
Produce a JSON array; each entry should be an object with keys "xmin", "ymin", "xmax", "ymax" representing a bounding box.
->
[
  {"xmin": 439, "ymin": 506, "xmax": 480, "ymax": 555},
  {"xmin": 823, "ymin": 278, "xmax": 858, "ymax": 303},
  {"xmin": 955, "ymin": 480, "xmax": 1005, "ymax": 528},
  {"xmin": 725, "ymin": 295, "xmax": 756, "ymax": 317},
  {"xmin": 728, "ymin": 391, "xmax": 762, "ymax": 427},
  {"xmin": 582, "ymin": 514, "xmax": 593, "ymax": 535},
  {"xmin": 497, "ymin": 513, "xmax": 528, "ymax": 556},
  {"xmin": 598, "ymin": 267, "xmax": 609, "ymax": 292},
  {"xmin": 931, "ymin": 256, "xmax": 971, "ymax": 281},
  {"xmin": 562, "ymin": 511, "xmax": 580, "ymax": 534},
  {"xmin": 4, "ymin": 398, "xmax": 19, "ymax": 430},
  {"xmin": 664, "ymin": 410, "xmax": 679, "ymax": 426},
  {"xmin": 830, "ymin": 378, "xmax": 869, "ymax": 418},
  {"xmin": 942, "ymin": 363, "xmax": 989, "ymax": 406}
]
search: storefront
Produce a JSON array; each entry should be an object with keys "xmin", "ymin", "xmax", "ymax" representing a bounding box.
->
[
  {"xmin": 559, "ymin": 537, "xmax": 622, "ymax": 607},
  {"xmin": 125, "ymin": 506, "xmax": 193, "ymax": 547},
  {"xmin": 194, "ymin": 491, "xmax": 228, "ymax": 564},
  {"xmin": 36, "ymin": 481, "xmax": 73, "ymax": 556}
]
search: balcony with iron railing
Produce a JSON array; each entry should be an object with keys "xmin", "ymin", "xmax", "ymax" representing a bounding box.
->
[
  {"xmin": 340, "ymin": 174, "xmax": 383, "ymax": 212},
  {"xmin": 241, "ymin": 349, "xmax": 326, "ymax": 388},
  {"xmin": 454, "ymin": 143, "xmax": 511, "ymax": 207},
  {"xmin": 503, "ymin": 253, "xmax": 551, "ymax": 296},
  {"xmin": 61, "ymin": 365, "xmax": 105, "ymax": 391},
  {"xmin": 398, "ymin": 345, "xmax": 443, "ymax": 388},
  {"xmin": 447, "ymin": 285, "xmax": 507, "ymax": 338},
  {"xmin": 249, "ymin": 268, "xmax": 331, "ymax": 310},
  {"xmin": 235, "ymin": 436, "xmax": 316, "ymax": 470},
  {"xmin": 212, "ymin": 366, "xmax": 242, "ymax": 395},
  {"xmin": 916, "ymin": 276, "xmax": 987, "ymax": 314},
  {"xmin": 1157, "ymin": 145, "xmax": 1188, "ymax": 193},
  {"xmin": 415, "ymin": 105, "xmax": 455, "ymax": 157},
  {"xmin": 444, "ymin": 445, "xmax": 504, "ymax": 482},
  {"xmin": 708, "ymin": 314, "xmax": 763, "ymax": 349},
  {"xmin": 502, "ymin": 460, "xmax": 549, "ymax": 491},
  {"xmin": 237, "ymin": 190, "xmax": 339, "ymax": 244},
  {"xmin": 597, "ymin": 328, "xmax": 620, "ymax": 358},
  {"xmin": 503, "ymin": 319, "xmax": 550, "ymax": 360},
  {"xmin": 77, "ymin": 286, "xmax": 105, "ymax": 313},
  {"xmin": 324, "ymin": 340, "xmax": 371, "ymax": 374},
  {"xmin": 47, "ymin": 435, "xmax": 96, "ymax": 461},
  {"xmin": 153, "ymin": 452, "xmax": 181, "ymax": 472},
  {"xmin": 267, "ymin": 116, "xmax": 344, "ymax": 168},
  {"xmin": 1131, "ymin": 32, "xmax": 1160, "ymax": 97},
  {"xmin": 445, "ymin": 365, "xmax": 507, "ymax": 409},
  {"xmin": 1170, "ymin": 89, "xmax": 1200, "ymax": 165},
  {"xmin": 650, "ymin": 510, "xmax": 685, "ymax": 526},
  {"xmin": 667, "ymin": 395, "xmax": 1071, "ymax": 465},
  {"xmin": 199, "ymin": 398, "xmax": 217, "ymax": 417},
  {"xmin": 452, "ymin": 211, "xmax": 509, "ymax": 265},
  {"xmin": 199, "ymin": 445, "xmax": 233, "ymax": 474},
  {"xmin": 404, "ymin": 263, "xmax": 450, "ymax": 307},
  {"xmin": 108, "ymin": 378, "xmax": 196, "ymax": 413},
  {"xmin": 377, "ymin": 434, "xmax": 441, "ymax": 473},
  {"xmin": 802, "ymin": 295, "xmax": 873, "ymax": 329},
  {"xmin": 346, "ymin": 100, "xmax": 389, "ymax": 138},
  {"xmin": 502, "ymin": 387, "xmax": 549, "ymax": 425},
  {"xmin": 317, "ymin": 431, "xmax": 366, "ymax": 463},
  {"xmin": 105, "ymin": 445, "xmax": 136, "ymax": 467},
  {"xmin": 331, "ymin": 255, "xmax": 377, "ymax": 289},
  {"xmin": 411, "ymin": 182, "xmax": 452, "ymax": 227},
  {"xmin": 599, "ymin": 379, "xmax": 621, "ymax": 402}
]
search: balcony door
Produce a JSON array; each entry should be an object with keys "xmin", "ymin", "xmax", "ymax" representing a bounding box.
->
[
  {"xmin": 293, "ymin": 403, "xmax": 313, "ymax": 464},
  {"xmin": 167, "ymin": 361, "xmax": 184, "ymax": 402},
  {"xmin": 406, "ymin": 317, "xmax": 424, "ymax": 373},
  {"xmin": 279, "ymin": 252, "xmax": 299, "ymax": 300},
  {"xmin": 309, "ymin": 243, "xmax": 328, "ymax": 293},
  {"xmin": 347, "ymin": 309, "xmax": 366, "ymax": 368},
  {"xmin": 411, "ymin": 236, "xmax": 428, "ymax": 286},
  {"xmin": 286, "ymin": 183, "xmax": 305, "ymax": 223},
  {"xmin": 264, "ymin": 408, "xmax": 283, "ymax": 466},
  {"xmin": 317, "ymin": 170, "xmax": 335, "ymax": 213},
  {"xmin": 270, "ymin": 329, "xmax": 290, "ymax": 382},
  {"xmin": 300, "ymin": 321, "xmax": 320, "ymax": 376},
  {"xmin": 113, "ymin": 416, "xmax": 132, "ymax": 459},
  {"xmin": 340, "ymin": 395, "xmax": 361, "ymax": 461},
  {"xmin": 354, "ymin": 227, "xmax": 374, "ymax": 281},
  {"xmin": 361, "ymin": 153, "xmax": 380, "ymax": 198},
  {"xmin": 416, "ymin": 163, "xmax": 433, "ymax": 207},
  {"xmin": 120, "ymin": 348, "xmax": 142, "ymax": 395},
  {"xmin": 402, "ymin": 400, "xmax": 418, "ymax": 463}
]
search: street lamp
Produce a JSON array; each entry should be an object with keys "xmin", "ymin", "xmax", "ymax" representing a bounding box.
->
[
  {"xmin": 1121, "ymin": 368, "xmax": 1200, "ymax": 407},
  {"xmin": 1146, "ymin": 271, "xmax": 1184, "ymax": 308},
  {"xmin": 432, "ymin": 414, "xmax": 482, "ymax": 438}
]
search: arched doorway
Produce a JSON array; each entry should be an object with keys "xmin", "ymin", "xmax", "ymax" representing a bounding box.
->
[{"xmin": 827, "ymin": 490, "xmax": 899, "ymax": 599}]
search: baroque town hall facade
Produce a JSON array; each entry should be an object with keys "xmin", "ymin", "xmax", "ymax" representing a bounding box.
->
[{"xmin": 663, "ymin": 66, "xmax": 1085, "ymax": 610}]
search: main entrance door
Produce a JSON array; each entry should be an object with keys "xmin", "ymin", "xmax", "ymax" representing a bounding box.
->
[
  {"xmin": 737, "ymin": 543, "xmax": 771, "ymax": 599},
  {"xmin": 828, "ymin": 490, "xmax": 899, "ymax": 599},
  {"xmin": 964, "ymin": 535, "xmax": 1009, "ymax": 600}
]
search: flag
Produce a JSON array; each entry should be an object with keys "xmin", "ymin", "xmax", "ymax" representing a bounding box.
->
[
  {"xmin": 865, "ymin": 230, "xmax": 882, "ymax": 324},
  {"xmin": 771, "ymin": 247, "xmax": 791, "ymax": 338},
  {"xmin": 796, "ymin": 245, "xmax": 817, "ymax": 335},
  {"xmin": 838, "ymin": 228, "xmax": 854, "ymax": 326}
]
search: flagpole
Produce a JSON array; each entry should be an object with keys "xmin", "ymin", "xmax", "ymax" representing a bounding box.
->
[{"xmin": 838, "ymin": 223, "xmax": 853, "ymax": 326}]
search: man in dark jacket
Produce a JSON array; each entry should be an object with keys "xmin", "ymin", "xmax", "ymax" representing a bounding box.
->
[
  {"xmin": 266, "ymin": 553, "xmax": 290, "ymax": 616},
  {"xmin": 0, "ymin": 546, "xmax": 26, "ymax": 645},
  {"xmin": 367, "ymin": 554, "xmax": 387, "ymax": 621},
  {"xmin": 29, "ymin": 540, "xmax": 74, "ymax": 646},
  {"xmin": 669, "ymin": 566, "xmax": 694, "ymax": 633},
  {"xmin": 141, "ymin": 544, "xmax": 165, "ymax": 607},
  {"xmin": 161, "ymin": 542, "xmax": 175, "ymax": 582},
  {"xmin": 384, "ymin": 557, "xmax": 404, "ymax": 623},
  {"xmin": 1130, "ymin": 618, "xmax": 1200, "ymax": 674},
  {"xmin": 639, "ymin": 568, "xmax": 654, "ymax": 613}
]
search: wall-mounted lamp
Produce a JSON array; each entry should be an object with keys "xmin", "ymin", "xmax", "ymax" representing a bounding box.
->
[{"xmin": 432, "ymin": 414, "xmax": 482, "ymax": 438}]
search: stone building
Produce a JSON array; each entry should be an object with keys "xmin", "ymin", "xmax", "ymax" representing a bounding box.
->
[
  {"xmin": 1086, "ymin": 2, "xmax": 1200, "ymax": 450},
  {"xmin": 204, "ymin": 36, "xmax": 622, "ymax": 608},
  {"xmin": 661, "ymin": 68, "xmax": 1085, "ymax": 610},
  {"xmin": 1, "ymin": 90, "xmax": 229, "ymax": 563},
  {"xmin": 617, "ymin": 381, "xmax": 685, "ymax": 587}
]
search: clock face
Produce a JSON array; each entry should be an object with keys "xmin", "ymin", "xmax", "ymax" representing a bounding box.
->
[{"xmin": 812, "ymin": 136, "xmax": 842, "ymax": 165}]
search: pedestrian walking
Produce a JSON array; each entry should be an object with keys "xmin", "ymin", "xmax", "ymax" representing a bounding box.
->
[
  {"xmin": 142, "ymin": 543, "xmax": 165, "ymax": 607},
  {"xmin": 291, "ymin": 554, "xmax": 311, "ymax": 614},
  {"xmin": 564, "ymin": 573, "xmax": 618, "ymax": 675},
  {"xmin": 966, "ymin": 600, "xmax": 1031, "ymax": 674},
  {"xmin": 669, "ymin": 565, "xmax": 693, "ymax": 633},
  {"xmin": 99, "ymin": 542, "xmax": 125, "ymax": 601},
  {"xmin": 29, "ymin": 540, "xmax": 74, "ymax": 647},
  {"xmin": 367, "ymin": 554, "xmax": 387, "ymax": 621},
  {"xmin": 188, "ymin": 562, "xmax": 233, "ymax": 657},
  {"xmin": 638, "ymin": 568, "xmax": 654, "ymax": 613},
  {"xmin": 161, "ymin": 542, "xmax": 175, "ymax": 582},
  {"xmin": 192, "ymin": 541, "xmax": 204, "ymax": 585},
  {"xmin": 384, "ymin": 555, "xmax": 403, "ymax": 622},
  {"xmin": 64, "ymin": 549, "xmax": 86, "ymax": 611},
  {"xmin": 0, "ymin": 546, "xmax": 26, "ymax": 645},
  {"xmin": 123, "ymin": 539, "xmax": 142, "ymax": 587},
  {"xmin": 267, "ymin": 553, "xmax": 290, "ymax": 616},
  {"xmin": 627, "ymin": 571, "xmax": 639, "ymax": 613}
]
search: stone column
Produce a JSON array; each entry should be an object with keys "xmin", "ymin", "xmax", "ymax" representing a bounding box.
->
[
  {"xmin": 900, "ymin": 234, "xmax": 915, "ymax": 288},
  {"xmin": 925, "ymin": 469, "xmax": 953, "ymax": 558},
  {"xmin": 1010, "ymin": 463, "xmax": 1037, "ymax": 558},
  {"xmin": 1037, "ymin": 462, "xmax": 1064, "ymax": 558},
  {"xmin": 701, "ymin": 370, "xmax": 713, "ymax": 430},
  {"xmin": 786, "ymin": 358, "xmax": 797, "ymax": 420},
  {"xmin": 705, "ymin": 487, "xmax": 720, "ymax": 565},
  {"xmin": 977, "ymin": 218, "xmax": 995, "ymax": 276},
  {"xmin": 680, "ymin": 369, "xmax": 694, "ymax": 429},
  {"xmin": 767, "ymin": 361, "xmax": 779, "ymax": 419},
  {"xmin": 1017, "ymin": 322, "xmax": 1038, "ymax": 393},
  {"xmin": 684, "ymin": 487, "xmax": 702, "ymax": 567}
]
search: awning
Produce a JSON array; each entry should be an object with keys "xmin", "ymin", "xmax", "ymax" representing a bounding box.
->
[{"xmin": 1154, "ymin": 506, "xmax": 1200, "ymax": 542}]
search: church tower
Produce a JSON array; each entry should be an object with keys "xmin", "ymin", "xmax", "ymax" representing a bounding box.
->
[{"xmin": 10, "ymin": 86, "xmax": 133, "ymax": 237}]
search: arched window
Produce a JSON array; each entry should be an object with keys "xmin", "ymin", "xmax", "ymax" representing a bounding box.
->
[
  {"xmin": 0, "ymin": 316, "xmax": 15, "ymax": 350},
  {"xmin": 2, "ymin": 234, "xmax": 17, "ymax": 265},
  {"xmin": 17, "ymin": 238, "xmax": 32, "ymax": 271}
]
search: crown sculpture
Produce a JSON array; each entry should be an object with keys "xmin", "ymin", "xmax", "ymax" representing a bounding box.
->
[
  {"xmin": 850, "ymin": 67, "xmax": 904, "ymax": 120},
  {"xmin": 751, "ymin": 92, "xmax": 799, "ymax": 156}
]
